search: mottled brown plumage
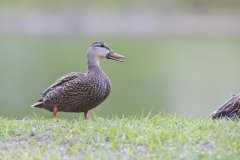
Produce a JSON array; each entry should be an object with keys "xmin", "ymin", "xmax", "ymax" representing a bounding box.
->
[
  {"xmin": 31, "ymin": 42, "xmax": 125, "ymax": 120},
  {"xmin": 211, "ymin": 94, "xmax": 240, "ymax": 119}
]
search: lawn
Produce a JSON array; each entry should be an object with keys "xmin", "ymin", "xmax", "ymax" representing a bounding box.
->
[{"xmin": 0, "ymin": 114, "xmax": 239, "ymax": 159}]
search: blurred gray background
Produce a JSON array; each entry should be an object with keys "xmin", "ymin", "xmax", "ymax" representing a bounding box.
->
[{"xmin": 0, "ymin": 0, "xmax": 240, "ymax": 119}]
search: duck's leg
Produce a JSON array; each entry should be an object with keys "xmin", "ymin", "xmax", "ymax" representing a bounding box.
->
[
  {"xmin": 52, "ymin": 106, "xmax": 58, "ymax": 121},
  {"xmin": 84, "ymin": 111, "xmax": 88, "ymax": 120}
]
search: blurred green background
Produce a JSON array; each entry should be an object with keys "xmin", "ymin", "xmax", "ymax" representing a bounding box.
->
[{"xmin": 0, "ymin": 0, "xmax": 240, "ymax": 119}]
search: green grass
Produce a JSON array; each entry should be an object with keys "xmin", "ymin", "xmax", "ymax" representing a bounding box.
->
[{"xmin": 0, "ymin": 114, "xmax": 239, "ymax": 159}]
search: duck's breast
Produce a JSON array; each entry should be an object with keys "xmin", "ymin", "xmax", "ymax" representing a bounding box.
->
[{"xmin": 83, "ymin": 74, "xmax": 111, "ymax": 110}]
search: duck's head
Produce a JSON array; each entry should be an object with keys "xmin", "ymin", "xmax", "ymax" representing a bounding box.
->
[{"xmin": 88, "ymin": 42, "xmax": 125, "ymax": 62}]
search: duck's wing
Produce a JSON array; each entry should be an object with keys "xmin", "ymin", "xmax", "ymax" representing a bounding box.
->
[
  {"xmin": 40, "ymin": 72, "xmax": 85, "ymax": 99},
  {"xmin": 211, "ymin": 94, "xmax": 240, "ymax": 119}
]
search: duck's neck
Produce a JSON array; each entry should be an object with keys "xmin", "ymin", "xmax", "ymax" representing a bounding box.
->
[{"xmin": 87, "ymin": 54, "xmax": 101, "ymax": 71}]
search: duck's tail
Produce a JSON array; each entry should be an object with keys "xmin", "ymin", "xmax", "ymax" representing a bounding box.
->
[
  {"xmin": 31, "ymin": 101, "xmax": 43, "ymax": 108},
  {"xmin": 211, "ymin": 94, "xmax": 240, "ymax": 119}
]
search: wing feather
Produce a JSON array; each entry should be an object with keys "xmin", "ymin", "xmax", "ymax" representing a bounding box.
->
[{"xmin": 40, "ymin": 72, "xmax": 85, "ymax": 99}]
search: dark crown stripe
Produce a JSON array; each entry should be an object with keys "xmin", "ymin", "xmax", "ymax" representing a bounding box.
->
[{"xmin": 91, "ymin": 42, "xmax": 110, "ymax": 50}]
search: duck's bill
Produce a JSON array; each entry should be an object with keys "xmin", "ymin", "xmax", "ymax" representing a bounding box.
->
[{"xmin": 106, "ymin": 52, "xmax": 126, "ymax": 62}]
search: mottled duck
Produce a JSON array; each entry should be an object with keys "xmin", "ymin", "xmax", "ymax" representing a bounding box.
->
[
  {"xmin": 211, "ymin": 94, "xmax": 240, "ymax": 119},
  {"xmin": 31, "ymin": 42, "xmax": 125, "ymax": 120}
]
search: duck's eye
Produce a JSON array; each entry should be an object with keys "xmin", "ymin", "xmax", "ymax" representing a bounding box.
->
[{"xmin": 100, "ymin": 44, "xmax": 105, "ymax": 48}]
